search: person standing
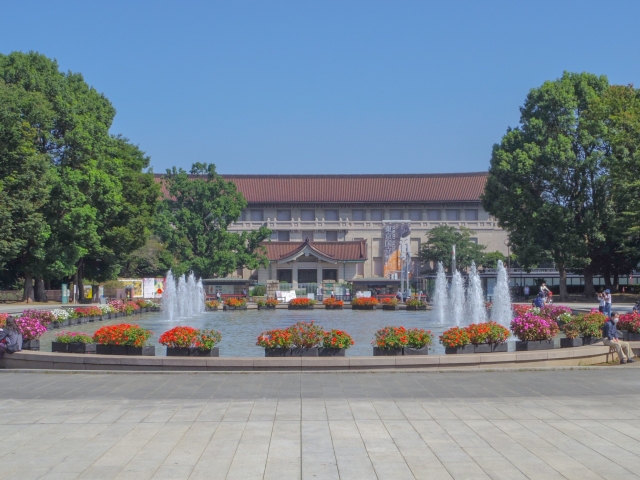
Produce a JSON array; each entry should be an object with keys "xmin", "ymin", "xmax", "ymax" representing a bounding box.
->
[
  {"xmin": 0, "ymin": 317, "xmax": 22, "ymax": 359},
  {"xmin": 524, "ymin": 285, "xmax": 530, "ymax": 301},
  {"xmin": 602, "ymin": 313, "xmax": 635, "ymax": 364},
  {"xmin": 598, "ymin": 292, "xmax": 605, "ymax": 313},
  {"xmin": 603, "ymin": 289, "xmax": 612, "ymax": 316}
]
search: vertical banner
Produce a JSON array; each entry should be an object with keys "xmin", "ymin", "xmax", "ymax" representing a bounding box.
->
[
  {"xmin": 383, "ymin": 222, "xmax": 411, "ymax": 278},
  {"xmin": 142, "ymin": 278, "xmax": 165, "ymax": 298}
]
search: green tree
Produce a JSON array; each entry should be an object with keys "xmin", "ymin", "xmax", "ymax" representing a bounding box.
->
[
  {"xmin": 155, "ymin": 163, "xmax": 271, "ymax": 277},
  {"xmin": 482, "ymin": 72, "xmax": 610, "ymax": 300},
  {"xmin": 419, "ymin": 226, "xmax": 485, "ymax": 272}
]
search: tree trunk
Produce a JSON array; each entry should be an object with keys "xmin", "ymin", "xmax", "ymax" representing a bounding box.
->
[
  {"xmin": 558, "ymin": 265, "xmax": 569, "ymax": 301},
  {"xmin": 583, "ymin": 266, "xmax": 597, "ymax": 298},
  {"xmin": 22, "ymin": 272, "xmax": 35, "ymax": 303},
  {"xmin": 77, "ymin": 264, "xmax": 85, "ymax": 301},
  {"xmin": 603, "ymin": 265, "xmax": 612, "ymax": 289},
  {"xmin": 613, "ymin": 271, "xmax": 619, "ymax": 293},
  {"xmin": 34, "ymin": 276, "xmax": 47, "ymax": 302}
]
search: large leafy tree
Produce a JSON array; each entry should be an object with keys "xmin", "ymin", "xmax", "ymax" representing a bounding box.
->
[
  {"xmin": 155, "ymin": 163, "xmax": 271, "ymax": 277},
  {"xmin": 419, "ymin": 226, "xmax": 485, "ymax": 272},
  {"xmin": 482, "ymin": 72, "xmax": 611, "ymax": 300}
]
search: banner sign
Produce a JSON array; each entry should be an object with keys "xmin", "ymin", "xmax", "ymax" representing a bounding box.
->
[
  {"xmin": 143, "ymin": 278, "xmax": 165, "ymax": 298},
  {"xmin": 382, "ymin": 222, "xmax": 411, "ymax": 278}
]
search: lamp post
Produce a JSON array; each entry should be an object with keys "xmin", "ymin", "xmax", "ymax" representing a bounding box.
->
[{"xmin": 504, "ymin": 239, "xmax": 511, "ymax": 271}]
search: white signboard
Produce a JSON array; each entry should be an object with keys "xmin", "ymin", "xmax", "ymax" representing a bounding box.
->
[{"xmin": 276, "ymin": 290, "xmax": 297, "ymax": 303}]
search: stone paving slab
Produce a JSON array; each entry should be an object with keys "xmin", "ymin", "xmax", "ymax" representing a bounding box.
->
[{"xmin": 0, "ymin": 370, "xmax": 639, "ymax": 479}]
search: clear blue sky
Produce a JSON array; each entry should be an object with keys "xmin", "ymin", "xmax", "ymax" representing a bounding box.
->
[{"xmin": 2, "ymin": 1, "xmax": 639, "ymax": 174}]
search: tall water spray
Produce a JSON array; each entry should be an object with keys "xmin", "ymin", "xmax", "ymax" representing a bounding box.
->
[
  {"xmin": 164, "ymin": 270, "xmax": 177, "ymax": 321},
  {"xmin": 449, "ymin": 270, "xmax": 465, "ymax": 326},
  {"xmin": 466, "ymin": 262, "xmax": 487, "ymax": 323},
  {"xmin": 433, "ymin": 262, "xmax": 448, "ymax": 324},
  {"xmin": 163, "ymin": 270, "xmax": 205, "ymax": 320},
  {"xmin": 492, "ymin": 260, "xmax": 513, "ymax": 327}
]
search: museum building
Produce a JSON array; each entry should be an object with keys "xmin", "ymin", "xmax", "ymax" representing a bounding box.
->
[{"xmin": 200, "ymin": 172, "xmax": 509, "ymax": 291}]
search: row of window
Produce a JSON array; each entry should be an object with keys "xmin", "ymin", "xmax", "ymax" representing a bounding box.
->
[
  {"xmin": 276, "ymin": 231, "xmax": 339, "ymax": 241},
  {"xmin": 277, "ymin": 269, "xmax": 338, "ymax": 283},
  {"xmin": 248, "ymin": 209, "xmax": 479, "ymax": 222}
]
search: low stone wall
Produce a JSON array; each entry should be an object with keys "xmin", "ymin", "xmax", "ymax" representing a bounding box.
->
[{"xmin": 3, "ymin": 343, "xmax": 636, "ymax": 372}]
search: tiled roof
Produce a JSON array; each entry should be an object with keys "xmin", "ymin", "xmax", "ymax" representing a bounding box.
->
[
  {"xmin": 261, "ymin": 240, "xmax": 367, "ymax": 262},
  {"xmin": 154, "ymin": 173, "xmax": 486, "ymax": 203}
]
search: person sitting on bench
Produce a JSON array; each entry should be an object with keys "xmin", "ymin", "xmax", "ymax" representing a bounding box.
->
[{"xmin": 602, "ymin": 312, "xmax": 635, "ymax": 365}]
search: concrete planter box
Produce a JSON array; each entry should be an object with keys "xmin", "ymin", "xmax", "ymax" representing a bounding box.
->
[
  {"xmin": 126, "ymin": 346, "xmax": 155, "ymax": 356},
  {"xmin": 287, "ymin": 305, "xmax": 314, "ymax": 310},
  {"xmin": 257, "ymin": 305, "xmax": 276, "ymax": 310},
  {"xmin": 373, "ymin": 347, "xmax": 403, "ymax": 356},
  {"xmin": 473, "ymin": 343, "xmax": 492, "ymax": 353},
  {"xmin": 318, "ymin": 348, "xmax": 346, "ymax": 356},
  {"xmin": 87, "ymin": 316, "xmax": 95, "ymax": 322},
  {"xmin": 382, "ymin": 305, "xmax": 397, "ymax": 310},
  {"xmin": 68, "ymin": 343, "xmax": 96, "ymax": 354},
  {"xmin": 265, "ymin": 348, "xmax": 293, "ymax": 357},
  {"xmin": 405, "ymin": 305, "xmax": 427, "ymax": 311},
  {"xmin": 516, "ymin": 339, "xmax": 555, "ymax": 351},
  {"xmin": 352, "ymin": 305, "xmax": 376, "ymax": 310},
  {"xmin": 52, "ymin": 342, "xmax": 68, "ymax": 353},
  {"xmin": 22, "ymin": 339, "xmax": 40, "ymax": 351},
  {"xmin": 324, "ymin": 305, "xmax": 343, "ymax": 310},
  {"xmin": 166, "ymin": 347, "xmax": 219, "ymax": 357},
  {"xmin": 52, "ymin": 320, "xmax": 67, "ymax": 329},
  {"xmin": 96, "ymin": 344, "xmax": 112, "ymax": 355},
  {"xmin": 206, "ymin": 307, "xmax": 219, "ymax": 311},
  {"xmin": 581, "ymin": 336, "xmax": 600, "ymax": 345},
  {"xmin": 224, "ymin": 306, "xmax": 247, "ymax": 311},
  {"xmin": 68, "ymin": 318, "xmax": 78, "ymax": 326},
  {"xmin": 491, "ymin": 343, "xmax": 508, "ymax": 352},
  {"xmin": 561, "ymin": 337, "xmax": 583, "ymax": 348},
  {"xmin": 95, "ymin": 345, "xmax": 154, "ymax": 355},
  {"xmin": 626, "ymin": 332, "xmax": 640, "ymax": 341},
  {"xmin": 445, "ymin": 345, "xmax": 474, "ymax": 355},
  {"xmin": 290, "ymin": 347, "xmax": 319, "ymax": 357},
  {"xmin": 404, "ymin": 345, "xmax": 429, "ymax": 355}
]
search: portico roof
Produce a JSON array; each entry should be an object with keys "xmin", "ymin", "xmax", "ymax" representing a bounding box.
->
[{"xmin": 262, "ymin": 240, "xmax": 367, "ymax": 263}]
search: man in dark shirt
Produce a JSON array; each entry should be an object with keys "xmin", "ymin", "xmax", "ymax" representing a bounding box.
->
[{"xmin": 603, "ymin": 313, "xmax": 635, "ymax": 365}]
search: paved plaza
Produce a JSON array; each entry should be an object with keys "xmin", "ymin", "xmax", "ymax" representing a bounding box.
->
[{"xmin": 0, "ymin": 370, "xmax": 639, "ymax": 479}]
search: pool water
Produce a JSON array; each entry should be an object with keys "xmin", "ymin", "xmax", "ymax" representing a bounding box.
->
[{"xmin": 39, "ymin": 309, "xmax": 516, "ymax": 356}]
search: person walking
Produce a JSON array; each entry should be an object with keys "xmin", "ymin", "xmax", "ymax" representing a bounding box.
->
[
  {"xmin": 603, "ymin": 289, "xmax": 612, "ymax": 316},
  {"xmin": 602, "ymin": 313, "xmax": 635, "ymax": 364},
  {"xmin": 0, "ymin": 317, "xmax": 22, "ymax": 359},
  {"xmin": 524, "ymin": 285, "xmax": 530, "ymax": 301}
]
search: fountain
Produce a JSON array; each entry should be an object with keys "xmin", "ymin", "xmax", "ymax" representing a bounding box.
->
[
  {"xmin": 466, "ymin": 262, "xmax": 487, "ymax": 324},
  {"xmin": 433, "ymin": 262, "xmax": 448, "ymax": 324},
  {"xmin": 449, "ymin": 270, "xmax": 465, "ymax": 326},
  {"xmin": 491, "ymin": 260, "xmax": 512, "ymax": 327},
  {"xmin": 162, "ymin": 269, "xmax": 205, "ymax": 321}
]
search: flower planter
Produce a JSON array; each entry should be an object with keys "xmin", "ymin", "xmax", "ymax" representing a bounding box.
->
[
  {"xmin": 206, "ymin": 307, "xmax": 219, "ymax": 311},
  {"xmin": 627, "ymin": 332, "xmax": 640, "ymax": 341},
  {"xmin": 87, "ymin": 316, "xmax": 95, "ymax": 322},
  {"xmin": 444, "ymin": 345, "xmax": 474, "ymax": 355},
  {"xmin": 382, "ymin": 305, "xmax": 397, "ymax": 311},
  {"xmin": 318, "ymin": 347, "xmax": 346, "ymax": 356},
  {"xmin": 473, "ymin": 343, "xmax": 492, "ymax": 353},
  {"xmin": 111, "ymin": 345, "xmax": 128, "ymax": 355},
  {"xmin": 491, "ymin": 343, "xmax": 508, "ymax": 352},
  {"xmin": 68, "ymin": 318, "xmax": 78, "ymax": 326},
  {"xmin": 68, "ymin": 343, "xmax": 96, "ymax": 354},
  {"xmin": 166, "ymin": 347, "xmax": 219, "ymax": 357},
  {"xmin": 22, "ymin": 339, "xmax": 41, "ymax": 351},
  {"xmin": 224, "ymin": 306, "xmax": 248, "ymax": 311},
  {"xmin": 580, "ymin": 336, "xmax": 599, "ymax": 345},
  {"xmin": 96, "ymin": 344, "xmax": 112, "ymax": 355},
  {"xmin": 324, "ymin": 305, "xmax": 343, "ymax": 310},
  {"xmin": 516, "ymin": 340, "xmax": 555, "ymax": 351},
  {"xmin": 257, "ymin": 305, "xmax": 275, "ymax": 310},
  {"xmin": 52, "ymin": 342, "xmax": 68, "ymax": 353},
  {"xmin": 290, "ymin": 347, "xmax": 319, "ymax": 357},
  {"xmin": 373, "ymin": 347, "xmax": 403, "ymax": 356},
  {"xmin": 404, "ymin": 345, "xmax": 429, "ymax": 355},
  {"xmin": 287, "ymin": 305, "xmax": 314, "ymax": 310},
  {"xmin": 405, "ymin": 305, "xmax": 427, "ymax": 311},
  {"xmin": 539, "ymin": 339, "xmax": 555, "ymax": 349},
  {"xmin": 53, "ymin": 319, "xmax": 69, "ymax": 328},
  {"xmin": 352, "ymin": 305, "xmax": 375, "ymax": 310},
  {"xmin": 265, "ymin": 348, "xmax": 292, "ymax": 357},
  {"xmin": 561, "ymin": 337, "xmax": 583, "ymax": 348},
  {"xmin": 126, "ymin": 346, "xmax": 155, "ymax": 356}
]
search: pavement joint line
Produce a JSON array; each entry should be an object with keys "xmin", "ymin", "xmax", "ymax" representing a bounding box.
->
[{"xmin": 1, "ymin": 365, "xmax": 640, "ymax": 375}]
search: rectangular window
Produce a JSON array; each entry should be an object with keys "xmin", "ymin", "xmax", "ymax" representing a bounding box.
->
[
  {"xmin": 390, "ymin": 209, "xmax": 403, "ymax": 220},
  {"xmin": 298, "ymin": 269, "xmax": 317, "ymax": 283},
  {"xmin": 325, "ymin": 209, "xmax": 339, "ymax": 221},
  {"xmin": 277, "ymin": 210, "xmax": 291, "ymax": 221},
  {"xmin": 250, "ymin": 210, "xmax": 264, "ymax": 222},
  {"xmin": 300, "ymin": 209, "xmax": 315, "ymax": 221},
  {"xmin": 322, "ymin": 269, "xmax": 338, "ymax": 281},
  {"xmin": 352, "ymin": 209, "xmax": 365, "ymax": 221},
  {"xmin": 427, "ymin": 209, "xmax": 441, "ymax": 221},
  {"xmin": 325, "ymin": 231, "xmax": 338, "ymax": 241},
  {"xmin": 470, "ymin": 237, "xmax": 478, "ymax": 244},
  {"xmin": 446, "ymin": 210, "xmax": 460, "ymax": 221},
  {"xmin": 373, "ymin": 257, "xmax": 383, "ymax": 276},
  {"xmin": 409, "ymin": 209, "xmax": 422, "ymax": 221},
  {"xmin": 277, "ymin": 269, "xmax": 292, "ymax": 283},
  {"xmin": 465, "ymin": 209, "xmax": 478, "ymax": 221},
  {"xmin": 301, "ymin": 231, "xmax": 314, "ymax": 241},
  {"xmin": 277, "ymin": 231, "xmax": 290, "ymax": 241},
  {"xmin": 371, "ymin": 209, "xmax": 383, "ymax": 221},
  {"xmin": 356, "ymin": 263, "xmax": 364, "ymax": 276}
]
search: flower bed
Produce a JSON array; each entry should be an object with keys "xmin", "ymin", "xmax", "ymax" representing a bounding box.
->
[
  {"xmin": 93, "ymin": 324, "xmax": 154, "ymax": 355},
  {"xmin": 52, "ymin": 331, "xmax": 96, "ymax": 354},
  {"xmin": 510, "ymin": 313, "xmax": 559, "ymax": 350},
  {"xmin": 618, "ymin": 312, "xmax": 640, "ymax": 340},
  {"xmin": 205, "ymin": 300, "xmax": 220, "ymax": 310},
  {"xmin": 257, "ymin": 321, "xmax": 354, "ymax": 356},
  {"xmin": 159, "ymin": 326, "xmax": 221, "ymax": 356},
  {"xmin": 379, "ymin": 298, "xmax": 398, "ymax": 310},
  {"xmin": 405, "ymin": 298, "xmax": 427, "ymax": 310},
  {"xmin": 352, "ymin": 297, "xmax": 379, "ymax": 310},
  {"xmin": 321, "ymin": 329, "xmax": 354, "ymax": 356},
  {"xmin": 257, "ymin": 298, "xmax": 278, "ymax": 309},
  {"xmin": 288, "ymin": 297, "xmax": 316, "ymax": 309},
  {"xmin": 0, "ymin": 313, "xmax": 8, "ymax": 329},
  {"xmin": 323, "ymin": 298, "xmax": 344, "ymax": 309},
  {"xmin": 439, "ymin": 322, "xmax": 509, "ymax": 354},
  {"xmin": 224, "ymin": 297, "xmax": 247, "ymax": 310},
  {"xmin": 74, "ymin": 306, "xmax": 103, "ymax": 323},
  {"xmin": 16, "ymin": 313, "xmax": 48, "ymax": 350},
  {"xmin": 372, "ymin": 326, "xmax": 432, "ymax": 355}
]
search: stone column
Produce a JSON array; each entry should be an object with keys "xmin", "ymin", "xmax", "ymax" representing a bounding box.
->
[{"xmin": 292, "ymin": 263, "xmax": 299, "ymax": 289}]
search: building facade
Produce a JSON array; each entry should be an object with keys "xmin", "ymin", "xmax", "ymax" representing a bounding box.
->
[{"xmin": 220, "ymin": 173, "xmax": 509, "ymax": 286}]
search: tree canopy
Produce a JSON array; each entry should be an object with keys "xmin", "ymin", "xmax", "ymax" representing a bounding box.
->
[
  {"xmin": 419, "ymin": 226, "xmax": 485, "ymax": 272},
  {"xmin": 154, "ymin": 163, "xmax": 271, "ymax": 277}
]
